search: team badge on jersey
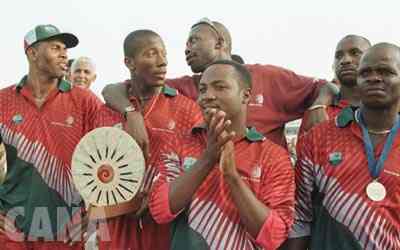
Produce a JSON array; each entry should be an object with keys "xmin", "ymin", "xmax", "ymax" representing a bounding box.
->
[
  {"xmin": 328, "ymin": 152, "xmax": 343, "ymax": 166},
  {"xmin": 183, "ymin": 157, "xmax": 197, "ymax": 171},
  {"xmin": 12, "ymin": 114, "xmax": 23, "ymax": 124}
]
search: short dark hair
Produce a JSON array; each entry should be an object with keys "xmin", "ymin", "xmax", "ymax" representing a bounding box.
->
[
  {"xmin": 206, "ymin": 60, "xmax": 252, "ymax": 89},
  {"xmin": 123, "ymin": 29, "xmax": 160, "ymax": 58},
  {"xmin": 340, "ymin": 34, "xmax": 371, "ymax": 47}
]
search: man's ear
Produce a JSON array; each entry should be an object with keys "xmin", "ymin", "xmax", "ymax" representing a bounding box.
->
[
  {"xmin": 215, "ymin": 37, "xmax": 225, "ymax": 50},
  {"xmin": 124, "ymin": 57, "xmax": 136, "ymax": 71},
  {"xmin": 242, "ymin": 87, "xmax": 251, "ymax": 104},
  {"xmin": 26, "ymin": 46, "xmax": 39, "ymax": 61}
]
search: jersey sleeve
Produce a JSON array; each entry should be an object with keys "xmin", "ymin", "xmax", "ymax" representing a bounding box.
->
[
  {"xmin": 255, "ymin": 145, "xmax": 295, "ymax": 249},
  {"xmin": 261, "ymin": 65, "xmax": 326, "ymax": 119},
  {"xmin": 149, "ymin": 134, "xmax": 184, "ymax": 224},
  {"xmin": 288, "ymin": 130, "xmax": 317, "ymax": 239}
]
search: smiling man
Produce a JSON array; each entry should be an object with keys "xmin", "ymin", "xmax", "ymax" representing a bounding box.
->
[
  {"xmin": 69, "ymin": 56, "xmax": 97, "ymax": 89},
  {"xmin": 285, "ymin": 43, "xmax": 400, "ymax": 250},
  {"xmin": 0, "ymin": 24, "xmax": 102, "ymax": 249},
  {"xmin": 149, "ymin": 60, "xmax": 295, "ymax": 250}
]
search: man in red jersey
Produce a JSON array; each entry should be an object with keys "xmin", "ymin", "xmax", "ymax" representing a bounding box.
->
[
  {"xmin": 0, "ymin": 24, "xmax": 102, "ymax": 250},
  {"xmin": 284, "ymin": 43, "xmax": 400, "ymax": 250},
  {"xmin": 149, "ymin": 60, "xmax": 295, "ymax": 250},
  {"xmin": 101, "ymin": 18, "xmax": 338, "ymax": 152},
  {"xmin": 93, "ymin": 29, "xmax": 202, "ymax": 250},
  {"xmin": 298, "ymin": 35, "xmax": 371, "ymax": 138}
]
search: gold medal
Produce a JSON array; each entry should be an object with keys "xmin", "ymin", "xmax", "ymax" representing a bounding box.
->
[{"xmin": 366, "ymin": 181, "xmax": 386, "ymax": 202}]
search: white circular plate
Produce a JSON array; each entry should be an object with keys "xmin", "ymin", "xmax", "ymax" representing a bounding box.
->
[
  {"xmin": 72, "ymin": 127, "xmax": 145, "ymax": 207},
  {"xmin": 366, "ymin": 181, "xmax": 386, "ymax": 202}
]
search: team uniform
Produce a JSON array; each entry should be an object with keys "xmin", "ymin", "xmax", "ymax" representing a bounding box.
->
[
  {"xmin": 167, "ymin": 64, "xmax": 326, "ymax": 147},
  {"xmin": 289, "ymin": 108, "xmax": 400, "ymax": 249},
  {"xmin": 149, "ymin": 126, "xmax": 295, "ymax": 250},
  {"xmin": 94, "ymin": 83, "xmax": 202, "ymax": 250},
  {"xmin": 0, "ymin": 76, "xmax": 102, "ymax": 250}
]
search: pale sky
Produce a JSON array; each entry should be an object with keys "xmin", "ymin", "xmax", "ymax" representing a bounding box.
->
[{"xmin": 2, "ymin": 0, "xmax": 399, "ymax": 97}]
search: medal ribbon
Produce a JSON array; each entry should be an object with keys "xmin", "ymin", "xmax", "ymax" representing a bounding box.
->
[{"xmin": 356, "ymin": 110, "xmax": 400, "ymax": 179}]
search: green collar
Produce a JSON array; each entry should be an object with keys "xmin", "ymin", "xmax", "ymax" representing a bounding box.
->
[
  {"xmin": 16, "ymin": 75, "xmax": 72, "ymax": 93},
  {"xmin": 162, "ymin": 85, "xmax": 177, "ymax": 97},
  {"xmin": 192, "ymin": 125, "xmax": 265, "ymax": 142},
  {"xmin": 245, "ymin": 127, "xmax": 265, "ymax": 142},
  {"xmin": 336, "ymin": 106, "xmax": 356, "ymax": 128}
]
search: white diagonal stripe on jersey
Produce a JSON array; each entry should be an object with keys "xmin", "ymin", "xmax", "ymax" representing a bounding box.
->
[
  {"xmin": 334, "ymin": 193, "xmax": 356, "ymax": 223},
  {"xmin": 188, "ymin": 199, "xmax": 259, "ymax": 250},
  {"xmin": 296, "ymin": 160, "xmax": 398, "ymax": 249}
]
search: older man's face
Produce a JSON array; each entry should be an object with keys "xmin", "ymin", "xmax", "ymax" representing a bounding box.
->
[
  {"xmin": 70, "ymin": 61, "xmax": 96, "ymax": 89},
  {"xmin": 357, "ymin": 46, "xmax": 400, "ymax": 109}
]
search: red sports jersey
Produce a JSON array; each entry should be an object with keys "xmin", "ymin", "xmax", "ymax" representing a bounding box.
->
[
  {"xmin": 149, "ymin": 126, "xmax": 295, "ymax": 250},
  {"xmin": 94, "ymin": 85, "xmax": 203, "ymax": 250},
  {"xmin": 0, "ymin": 76, "xmax": 102, "ymax": 249},
  {"xmin": 290, "ymin": 108, "xmax": 400, "ymax": 249},
  {"xmin": 167, "ymin": 64, "xmax": 326, "ymax": 147}
]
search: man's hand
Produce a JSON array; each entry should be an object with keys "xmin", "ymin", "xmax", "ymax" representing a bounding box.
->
[
  {"xmin": 124, "ymin": 191, "xmax": 148, "ymax": 219},
  {"xmin": 203, "ymin": 109, "xmax": 235, "ymax": 167},
  {"xmin": 63, "ymin": 211, "xmax": 91, "ymax": 246},
  {"xmin": 0, "ymin": 213, "xmax": 24, "ymax": 241},
  {"xmin": 219, "ymin": 141, "xmax": 239, "ymax": 179},
  {"xmin": 0, "ymin": 213, "xmax": 17, "ymax": 234},
  {"xmin": 125, "ymin": 112, "xmax": 150, "ymax": 162},
  {"xmin": 304, "ymin": 81, "xmax": 339, "ymax": 131},
  {"xmin": 134, "ymin": 193, "xmax": 149, "ymax": 218}
]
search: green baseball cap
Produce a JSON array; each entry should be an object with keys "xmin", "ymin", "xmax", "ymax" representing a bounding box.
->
[{"xmin": 24, "ymin": 24, "xmax": 79, "ymax": 51}]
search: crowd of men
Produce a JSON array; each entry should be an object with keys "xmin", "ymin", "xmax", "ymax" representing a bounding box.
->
[{"xmin": 0, "ymin": 18, "xmax": 399, "ymax": 250}]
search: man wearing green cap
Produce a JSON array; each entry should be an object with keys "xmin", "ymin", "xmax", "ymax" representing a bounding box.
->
[{"xmin": 0, "ymin": 24, "xmax": 102, "ymax": 249}]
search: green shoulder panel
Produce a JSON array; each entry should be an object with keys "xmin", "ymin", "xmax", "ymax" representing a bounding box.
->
[
  {"xmin": 336, "ymin": 107, "xmax": 355, "ymax": 128},
  {"xmin": 245, "ymin": 127, "xmax": 265, "ymax": 142},
  {"xmin": 163, "ymin": 85, "xmax": 178, "ymax": 97}
]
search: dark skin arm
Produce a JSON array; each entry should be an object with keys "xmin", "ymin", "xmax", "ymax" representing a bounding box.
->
[
  {"xmin": 304, "ymin": 82, "xmax": 339, "ymax": 131},
  {"xmin": 102, "ymin": 82, "xmax": 130, "ymax": 113},
  {"xmin": 102, "ymin": 83, "xmax": 150, "ymax": 160},
  {"xmin": 169, "ymin": 110, "xmax": 235, "ymax": 213},
  {"xmin": 220, "ymin": 141, "xmax": 269, "ymax": 238}
]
